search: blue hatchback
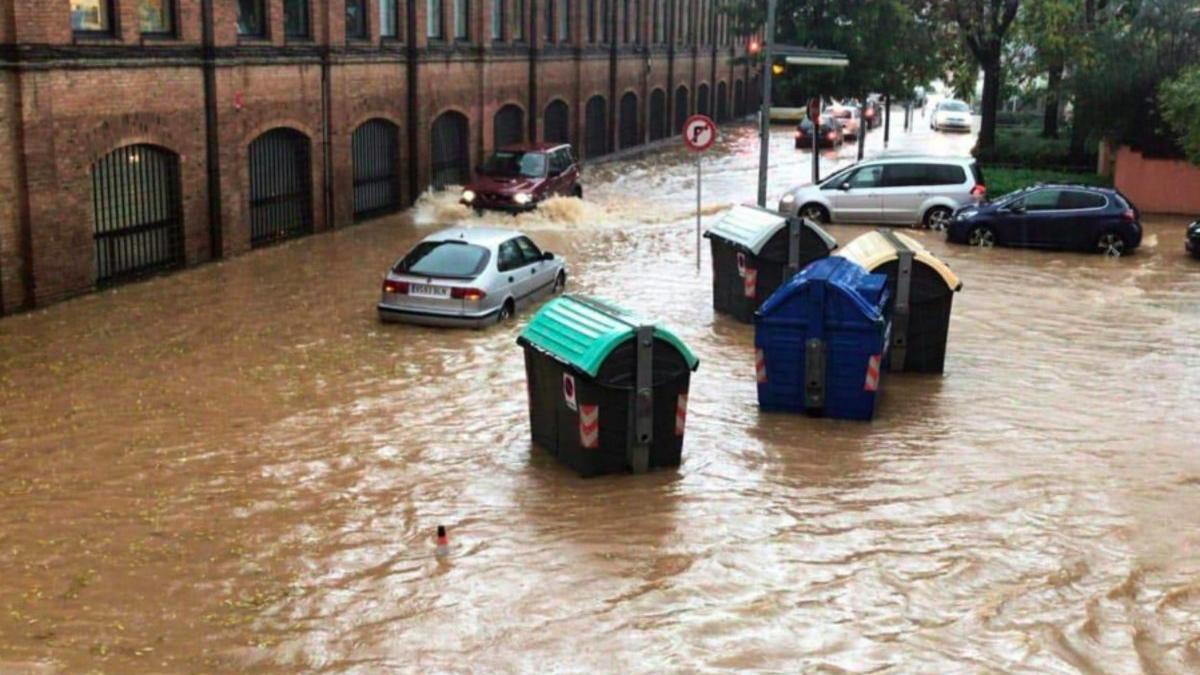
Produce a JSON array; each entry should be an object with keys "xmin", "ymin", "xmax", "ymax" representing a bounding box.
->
[{"xmin": 946, "ymin": 185, "xmax": 1142, "ymax": 256}]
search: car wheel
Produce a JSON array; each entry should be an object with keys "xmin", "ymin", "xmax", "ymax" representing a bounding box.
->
[
  {"xmin": 553, "ymin": 271, "xmax": 566, "ymax": 294},
  {"xmin": 924, "ymin": 206, "xmax": 953, "ymax": 231},
  {"xmin": 800, "ymin": 203, "xmax": 830, "ymax": 224},
  {"xmin": 497, "ymin": 299, "xmax": 515, "ymax": 323},
  {"xmin": 1096, "ymin": 231, "xmax": 1127, "ymax": 257},
  {"xmin": 967, "ymin": 225, "xmax": 995, "ymax": 248},
  {"xmin": 572, "ymin": 185, "xmax": 583, "ymax": 199}
]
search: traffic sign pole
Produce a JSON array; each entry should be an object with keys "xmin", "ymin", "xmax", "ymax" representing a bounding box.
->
[
  {"xmin": 756, "ymin": 0, "xmax": 778, "ymax": 208},
  {"xmin": 683, "ymin": 114, "xmax": 717, "ymax": 274}
]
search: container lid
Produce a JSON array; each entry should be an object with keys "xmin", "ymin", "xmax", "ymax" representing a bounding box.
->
[
  {"xmin": 518, "ymin": 295, "xmax": 699, "ymax": 377},
  {"xmin": 835, "ymin": 229, "xmax": 962, "ymax": 291},
  {"xmin": 758, "ymin": 257, "xmax": 889, "ymax": 321},
  {"xmin": 704, "ymin": 204, "xmax": 837, "ymax": 256}
]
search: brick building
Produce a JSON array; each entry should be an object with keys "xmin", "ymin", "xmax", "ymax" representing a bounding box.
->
[{"xmin": 0, "ymin": 1, "xmax": 757, "ymax": 315}]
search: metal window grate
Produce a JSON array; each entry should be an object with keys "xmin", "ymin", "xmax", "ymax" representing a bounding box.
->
[
  {"xmin": 352, "ymin": 120, "xmax": 402, "ymax": 220},
  {"xmin": 649, "ymin": 89, "xmax": 666, "ymax": 141},
  {"xmin": 494, "ymin": 105, "xmax": 525, "ymax": 150},
  {"xmin": 92, "ymin": 144, "xmax": 185, "ymax": 285},
  {"xmin": 585, "ymin": 96, "xmax": 607, "ymax": 158},
  {"xmin": 249, "ymin": 128, "xmax": 313, "ymax": 247},
  {"xmin": 431, "ymin": 112, "xmax": 470, "ymax": 190},
  {"xmin": 619, "ymin": 93, "xmax": 639, "ymax": 149},
  {"xmin": 544, "ymin": 100, "xmax": 570, "ymax": 144}
]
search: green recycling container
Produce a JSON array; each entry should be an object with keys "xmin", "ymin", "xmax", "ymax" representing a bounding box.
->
[{"xmin": 517, "ymin": 295, "xmax": 700, "ymax": 477}]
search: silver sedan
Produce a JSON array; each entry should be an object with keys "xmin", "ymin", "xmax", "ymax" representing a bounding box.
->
[{"xmin": 377, "ymin": 227, "xmax": 567, "ymax": 328}]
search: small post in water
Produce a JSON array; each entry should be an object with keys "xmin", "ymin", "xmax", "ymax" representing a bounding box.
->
[{"xmin": 696, "ymin": 156, "xmax": 702, "ymax": 272}]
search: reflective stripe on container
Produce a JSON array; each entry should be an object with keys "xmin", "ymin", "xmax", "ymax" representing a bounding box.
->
[
  {"xmin": 579, "ymin": 404, "xmax": 600, "ymax": 449},
  {"xmin": 755, "ymin": 348, "xmax": 767, "ymax": 383},
  {"xmin": 743, "ymin": 267, "xmax": 757, "ymax": 298},
  {"xmin": 674, "ymin": 393, "xmax": 688, "ymax": 436},
  {"xmin": 864, "ymin": 355, "xmax": 881, "ymax": 392}
]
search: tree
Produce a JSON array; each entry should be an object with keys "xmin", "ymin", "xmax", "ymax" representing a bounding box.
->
[
  {"xmin": 1160, "ymin": 66, "xmax": 1200, "ymax": 164},
  {"xmin": 1015, "ymin": 0, "xmax": 1091, "ymax": 138},
  {"xmin": 916, "ymin": 0, "xmax": 1021, "ymax": 152}
]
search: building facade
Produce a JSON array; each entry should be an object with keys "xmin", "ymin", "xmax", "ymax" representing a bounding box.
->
[{"xmin": 0, "ymin": 0, "xmax": 758, "ymax": 315}]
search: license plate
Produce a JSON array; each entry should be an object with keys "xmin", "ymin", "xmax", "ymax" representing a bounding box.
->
[{"xmin": 409, "ymin": 284, "xmax": 450, "ymax": 298}]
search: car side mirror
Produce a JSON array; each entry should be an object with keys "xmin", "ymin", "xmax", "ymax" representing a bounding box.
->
[
  {"xmin": 839, "ymin": 182, "xmax": 852, "ymax": 191},
  {"xmin": 542, "ymin": 251, "xmax": 555, "ymax": 261}
]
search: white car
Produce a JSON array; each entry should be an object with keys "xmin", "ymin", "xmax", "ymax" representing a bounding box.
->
[
  {"xmin": 778, "ymin": 155, "xmax": 987, "ymax": 229},
  {"xmin": 825, "ymin": 106, "xmax": 862, "ymax": 139},
  {"xmin": 931, "ymin": 100, "xmax": 973, "ymax": 132},
  {"xmin": 378, "ymin": 227, "xmax": 566, "ymax": 328}
]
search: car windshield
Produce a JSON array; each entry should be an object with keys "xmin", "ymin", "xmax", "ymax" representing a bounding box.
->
[
  {"xmin": 830, "ymin": 109, "xmax": 853, "ymax": 118},
  {"xmin": 394, "ymin": 241, "xmax": 490, "ymax": 279},
  {"xmin": 479, "ymin": 151, "xmax": 547, "ymax": 178},
  {"xmin": 941, "ymin": 101, "xmax": 970, "ymax": 112}
]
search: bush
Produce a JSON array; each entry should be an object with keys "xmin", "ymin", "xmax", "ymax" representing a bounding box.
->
[
  {"xmin": 981, "ymin": 166, "xmax": 1112, "ymax": 199},
  {"xmin": 973, "ymin": 126, "xmax": 1091, "ymax": 170},
  {"xmin": 1159, "ymin": 66, "xmax": 1200, "ymax": 164}
]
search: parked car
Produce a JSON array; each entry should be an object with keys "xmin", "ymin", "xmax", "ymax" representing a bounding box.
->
[
  {"xmin": 378, "ymin": 227, "xmax": 567, "ymax": 327},
  {"xmin": 1188, "ymin": 220, "xmax": 1200, "ymax": 258},
  {"xmin": 930, "ymin": 99, "xmax": 973, "ymax": 132},
  {"xmin": 778, "ymin": 155, "xmax": 986, "ymax": 228},
  {"xmin": 825, "ymin": 105, "xmax": 862, "ymax": 140},
  {"xmin": 861, "ymin": 99, "xmax": 882, "ymax": 129},
  {"xmin": 460, "ymin": 143, "xmax": 581, "ymax": 213},
  {"xmin": 946, "ymin": 185, "xmax": 1142, "ymax": 256},
  {"xmin": 795, "ymin": 115, "xmax": 844, "ymax": 149}
]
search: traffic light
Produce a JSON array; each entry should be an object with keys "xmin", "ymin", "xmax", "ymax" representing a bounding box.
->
[
  {"xmin": 772, "ymin": 62, "xmax": 785, "ymax": 76},
  {"xmin": 748, "ymin": 39, "xmax": 760, "ymax": 55}
]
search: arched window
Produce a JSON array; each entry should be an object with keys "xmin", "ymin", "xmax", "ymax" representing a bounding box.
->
[
  {"xmin": 585, "ymin": 95, "xmax": 608, "ymax": 158},
  {"xmin": 431, "ymin": 111, "xmax": 471, "ymax": 189},
  {"xmin": 649, "ymin": 89, "xmax": 667, "ymax": 141},
  {"xmin": 697, "ymin": 83, "xmax": 710, "ymax": 117},
  {"xmin": 91, "ymin": 144, "xmax": 184, "ymax": 283},
  {"xmin": 352, "ymin": 119, "xmax": 402, "ymax": 220},
  {"xmin": 494, "ymin": 104, "xmax": 525, "ymax": 149},
  {"xmin": 734, "ymin": 80, "xmax": 745, "ymax": 117},
  {"xmin": 619, "ymin": 92, "xmax": 639, "ymax": 149},
  {"xmin": 717, "ymin": 81, "xmax": 729, "ymax": 122},
  {"xmin": 248, "ymin": 128, "xmax": 313, "ymax": 247},
  {"xmin": 544, "ymin": 99, "xmax": 570, "ymax": 144},
  {"xmin": 673, "ymin": 85, "xmax": 689, "ymax": 135}
]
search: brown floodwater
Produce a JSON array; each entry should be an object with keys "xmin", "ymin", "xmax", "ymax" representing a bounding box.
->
[{"xmin": 3, "ymin": 118, "xmax": 1200, "ymax": 673}]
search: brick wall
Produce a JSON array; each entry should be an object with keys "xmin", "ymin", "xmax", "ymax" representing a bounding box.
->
[{"xmin": 0, "ymin": 0, "xmax": 751, "ymax": 315}]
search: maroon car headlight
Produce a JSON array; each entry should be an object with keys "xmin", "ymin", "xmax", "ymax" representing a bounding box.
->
[{"xmin": 461, "ymin": 189, "xmax": 476, "ymax": 203}]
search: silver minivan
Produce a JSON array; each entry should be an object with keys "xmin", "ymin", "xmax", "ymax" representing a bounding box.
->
[{"xmin": 778, "ymin": 155, "xmax": 987, "ymax": 229}]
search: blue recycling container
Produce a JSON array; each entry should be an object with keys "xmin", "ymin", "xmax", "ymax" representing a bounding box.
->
[{"xmin": 754, "ymin": 257, "xmax": 891, "ymax": 421}]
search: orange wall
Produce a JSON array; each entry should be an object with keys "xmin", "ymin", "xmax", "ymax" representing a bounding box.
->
[{"xmin": 1114, "ymin": 146, "xmax": 1200, "ymax": 215}]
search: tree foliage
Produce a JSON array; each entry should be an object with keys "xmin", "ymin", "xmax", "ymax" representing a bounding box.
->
[{"xmin": 1159, "ymin": 66, "xmax": 1200, "ymax": 164}]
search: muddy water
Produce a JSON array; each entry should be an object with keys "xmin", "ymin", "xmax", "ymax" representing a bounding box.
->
[{"xmin": 3, "ymin": 118, "xmax": 1200, "ymax": 672}]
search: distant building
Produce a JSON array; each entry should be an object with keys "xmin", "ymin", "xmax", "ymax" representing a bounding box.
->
[{"xmin": 0, "ymin": 1, "xmax": 757, "ymax": 315}]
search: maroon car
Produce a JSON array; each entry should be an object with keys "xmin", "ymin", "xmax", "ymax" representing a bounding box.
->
[{"xmin": 461, "ymin": 143, "xmax": 582, "ymax": 213}]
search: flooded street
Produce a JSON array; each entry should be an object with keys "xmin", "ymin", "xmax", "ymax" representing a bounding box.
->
[{"xmin": 3, "ymin": 116, "xmax": 1200, "ymax": 672}]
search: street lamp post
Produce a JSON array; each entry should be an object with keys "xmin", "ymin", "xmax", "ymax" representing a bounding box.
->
[{"xmin": 755, "ymin": 0, "xmax": 778, "ymax": 208}]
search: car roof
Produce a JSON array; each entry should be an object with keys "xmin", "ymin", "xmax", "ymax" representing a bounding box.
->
[
  {"xmin": 1022, "ymin": 183, "xmax": 1118, "ymax": 194},
  {"xmin": 861, "ymin": 153, "xmax": 975, "ymax": 165},
  {"xmin": 494, "ymin": 142, "xmax": 569, "ymax": 153},
  {"xmin": 423, "ymin": 226, "xmax": 525, "ymax": 248}
]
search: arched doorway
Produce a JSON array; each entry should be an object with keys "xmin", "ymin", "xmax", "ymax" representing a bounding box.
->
[
  {"xmin": 431, "ymin": 111, "xmax": 470, "ymax": 189},
  {"xmin": 352, "ymin": 119, "xmax": 401, "ymax": 220},
  {"xmin": 717, "ymin": 81, "xmax": 729, "ymax": 122},
  {"xmin": 619, "ymin": 92, "xmax": 639, "ymax": 149},
  {"xmin": 248, "ymin": 128, "xmax": 313, "ymax": 247},
  {"xmin": 673, "ymin": 86, "xmax": 689, "ymax": 135},
  {"xmin": 697, "ymin": 83, "xmax": 710, "ymax": 117},
  {"xmin": 91, "ymin": 144, "xmax": 184, "ymax": 283},
  {"xmin": 585, "ymin": 95, "xmax": 608, "ymax": 159},
  {"xmin": 544, "ymin": 100, "xmax": 570, "ymax": 145},
  {"xmin": 734, "ymin": 80, "xmax": 746, "ymax": 117},
  {"xmin": 494, "ymin": 104, "xmax": 525, "ymax": 150},
  {"xmin": 649, "ymin": 89, "xmax": 667, "ymax": 141},
  {"xmin": 750, "ymin": 75, "xmax": 761, "ymax": 109}
]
